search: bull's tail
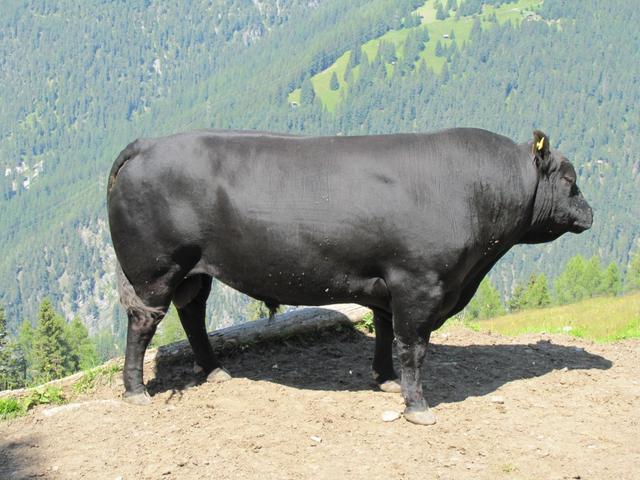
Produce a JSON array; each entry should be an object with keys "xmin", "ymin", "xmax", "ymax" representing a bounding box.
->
[
  {"xmin": 107, "ymin": 140, "xmax": 140, "ymax": 197},
  {"xmin": 116, "ymin": 261, "xmax": 165, "ymax": 320}
]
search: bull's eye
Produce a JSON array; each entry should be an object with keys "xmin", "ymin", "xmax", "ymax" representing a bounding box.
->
[{"xmin": 562, "ymin": 176, "xmax": 575, "ymax": 185}]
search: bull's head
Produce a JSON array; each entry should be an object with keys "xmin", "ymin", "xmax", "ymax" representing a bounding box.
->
[{"xmin": 521, "ymin": 130, "xmax": 593, "ymax": 244}]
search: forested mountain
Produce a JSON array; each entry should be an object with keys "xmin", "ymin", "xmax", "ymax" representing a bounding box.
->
[{"xmin": 1, "ymin": 0, "xmax": 638, "ymax": 352}]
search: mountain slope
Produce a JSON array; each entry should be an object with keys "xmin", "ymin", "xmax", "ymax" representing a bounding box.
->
[{"xmin": 1, "ymin": 0, "xmax": 638, "ymax": 343}]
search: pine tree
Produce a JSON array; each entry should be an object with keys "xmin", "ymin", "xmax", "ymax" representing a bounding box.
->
[
  {"xmin": 435, "ymin": 2, "xmax": 448, "ymax": 20},
  {"xmin": 446, "ymin": 0, "xmax": 457, "ymax": 12},
  {"xmin": 32, "ymin": 299, "xmax": 74, "ymax": 382},
  {"xmin": 601, "ymin": 262, "xmax": 622, "ymax": 296},
  {"xmin": 0, "ymin": 305, "xmax": 7, "ymax": 351},
  {"xmin": 435, "ymin": 41, "xmax": 444, "ymax": 57},
  {"xmin": 300, "ymin": 77, "xmax": 316, "ymax": 105},
  {"xmin": 555, "ymin": 255, "xmax": 587, "ymax": 304},
  {"xmin": 625, "ymin": 251, "xmax": 640, "ymax": 292},
  {"xmin": 419, "ymin": 27, "xmax": 430, "ymax": 44},
  {"xmin": 93, "ymin": 328, "xmax": 121, "ymax": 363},
  {"xmin": 405, "ymin": 13, "xmax": 421, "ymax": 28},
  {"xmin": 378, "ymin": 41, "xmax": 397, "ymax": 63},
  {"xmin": 0, "ymin": 305, "xmax": 11, "ymax": 389},
  {"xmin": 508, "ymin": 282, "xmax": 525, "ymax": 312},
  {"xmin": 470, "ymin": 18, "xmax": 482, "ymax": 40},
  {"xmin": 0, "ymin": 308, "xmax": 26, "ymax": 390},
  {"xmin": 521, "ymin": 274, "xmax": 552, "ymax": 309},
  {"xmin": 583, "ymin": 256, "xmax": 603, "ymax": 296},
  {"xmin": 343, "ymin": 61, "xmax": 353, "ymax": 83},
  {"xmin": 441, "ymin": 61, "xmax": 450, "ymax": 82},
  {"xmin": 329, "ymin": 71, "xmax": 340, "ymax": 91},
  {"xmin": 349, "ymin": 43, "xmax": 362, "ymax": 68},
  {"xmin": 467, "ymin": 278, "xmax": 505, "ymax": 320},
  {"xmin": 17, "ymin": 319, "xmax": 35, "ymax": 383},
  {"xmin": 67, "ymin": 317, "xmax": 98, "ymax": 370}
]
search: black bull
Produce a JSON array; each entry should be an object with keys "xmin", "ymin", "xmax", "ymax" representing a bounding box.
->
[{"xmin": 107, "ymin": 127, "xmax": 592, "ymax": 425}]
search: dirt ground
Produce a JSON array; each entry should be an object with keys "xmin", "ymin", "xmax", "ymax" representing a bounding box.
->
[{"xmin": 1, "ymin": 326, "xmax": 639, "ymax": 480}]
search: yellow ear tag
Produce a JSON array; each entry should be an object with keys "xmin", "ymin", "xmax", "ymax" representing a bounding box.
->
[{"xmin": 536, "ymin": 137, "xmax": 545, "ymax": 151}]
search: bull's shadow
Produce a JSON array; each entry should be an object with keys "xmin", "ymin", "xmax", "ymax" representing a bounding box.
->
[
  {"xmin": 0, "ymin": 436, "xmax": 44, "ymax": 480},
  {"xmin": 148, "ymin": 311, "xmax": 612, "ymax": 407}
]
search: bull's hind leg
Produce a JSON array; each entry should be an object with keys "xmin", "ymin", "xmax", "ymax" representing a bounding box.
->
[
  {"xmin": 123, "ymin": 301, "xmax": 169, "ymax": 405},
  {"xmin": 371, "ymin": 308, "xmax": 401, "ymax": 393},
  {"xmin": 173, "ymin": 275, "xmax": 231, "ymax": 383},
  {"xmin": 387, "ymin": 269, "xmax": 444, "ymax": 426},
  {"xmin": 117, "ymin": 262, "xmax": 175, "ymax": 404}
]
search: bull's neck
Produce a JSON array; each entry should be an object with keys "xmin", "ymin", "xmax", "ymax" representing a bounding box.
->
[{"xmin": 530, "ymin": 169, "xmax": 554, "ymax": 231}]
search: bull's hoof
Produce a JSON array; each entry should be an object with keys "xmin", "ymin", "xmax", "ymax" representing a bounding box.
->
[
  {"xmin": 122, "ymin": 389, "xmax": 152, "ymax": 406},
  {"xmin": 403, "ymin": 408, "xmax": 437, "ymax": 426},
  {"xmin": 378, "ymin": 379, "xmax": 402, "ymax": 393},
  {"xmin": 206, "ymin": 367, "xmax": 232, "ymax": 383}
]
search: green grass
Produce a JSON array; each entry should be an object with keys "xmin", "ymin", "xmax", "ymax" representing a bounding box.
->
[
  {"xmin": 0, "ymin": 386, "xmax": 66, "ymax": 421},
  {"xmin": 72, "ymin": 363, "xmax": 122, "ymax": 395},
  {"xmin": 310, "ymin": 50, "xmax": 352, "ymax": 112},
  {"xmin": 474, "ymin": 292, "xmax": 640, "ymax": 343},
  {"xmin": 288, "ymin": 0, "xmax": 543, "ymax": 111},
  {"xmin": 356, "ymin": 310, "xmax": 375, "ymax": 333},
  {"xmin": 0, "ymin": 363, "xmax": 122, "ymax": 421},
  {"xmin": 0, "ymin": 397, "xmax": 24, "ymax": 420},
  {"xmin": 358, "ymin": 292, "xmax": 639, "ymax": 344}
]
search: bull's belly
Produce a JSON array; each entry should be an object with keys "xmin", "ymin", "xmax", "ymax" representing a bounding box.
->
[{"xmin": 190, "ymin": 247, "xmax": 391, "ymax": 310}]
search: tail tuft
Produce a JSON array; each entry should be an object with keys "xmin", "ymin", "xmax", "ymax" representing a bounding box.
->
[{"xmin": 116, "ymin": 262, "xmax": 165, "ymax": 319}]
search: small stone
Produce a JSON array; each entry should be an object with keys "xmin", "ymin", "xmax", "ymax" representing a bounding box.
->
[
  {"xmin": 206, "ymin": 368, "xmax": 232, "ymax": 383},
  {"xmin": 490, "ymin": 395, "xmax": 505, "ymax": 404},
  {"xmin": 310, "ymin": 435, "xmax": 322, "ymax": 443},
  {"xmin": 382, "ymin": 410, "xmax": 401, "ymax": 422},
  {"xmin": 562, "ymin": 326, "xmax": 573, "ymax": 332}
]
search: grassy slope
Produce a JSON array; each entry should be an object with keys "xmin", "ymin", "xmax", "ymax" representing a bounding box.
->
[
  {"xmin": 289, "ymin": 0, "xmax": 542, "ymax": 111},
  {"xmin": 469, "ymin": 292, "xmax": 640, "ymax": 343}
]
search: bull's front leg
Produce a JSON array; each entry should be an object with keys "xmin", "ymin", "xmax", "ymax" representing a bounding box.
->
[{"xmin": 387, "ymin": 269, "xmax": 443, "ymax": 425}]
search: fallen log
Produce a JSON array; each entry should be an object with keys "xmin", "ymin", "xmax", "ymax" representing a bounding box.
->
[
  {"xmin": 0, "ymin": 304, "xmax": 370, "ymax": 399},
  {"xmin": 146, "ymin": 303, "xmax": 370, "ymax": 367}
]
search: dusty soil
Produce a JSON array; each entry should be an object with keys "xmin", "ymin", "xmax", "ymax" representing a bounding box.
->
[{"xmin": 1, "ymin": 326, "xmax": 639, "ymax": 480}]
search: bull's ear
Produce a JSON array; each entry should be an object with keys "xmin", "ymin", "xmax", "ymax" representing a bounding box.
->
[{"xmin": 532, "ymin": 130, "xmax": 551, "ymax": 173}]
